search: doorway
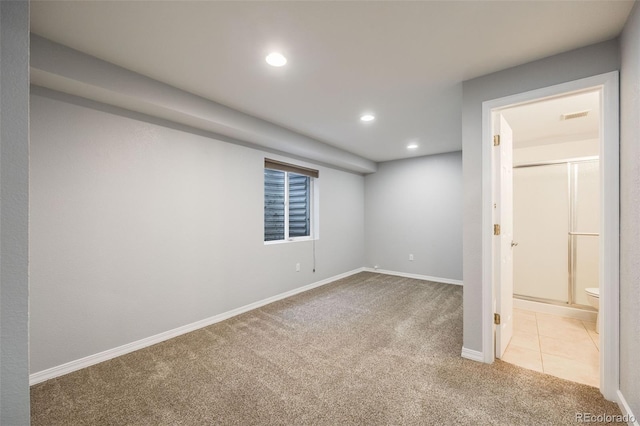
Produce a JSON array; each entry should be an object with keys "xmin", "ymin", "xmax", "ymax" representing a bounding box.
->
[
  {"xmin": 481, "ymin": 71, "xmax": 619, "ymax": 400},
  {"xmin": 498, "ymin": 91, "xmax": 601, "ymax": 387}
]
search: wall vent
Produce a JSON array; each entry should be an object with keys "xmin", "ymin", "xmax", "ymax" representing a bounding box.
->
[{"xmin": 561, "ymin": 110, "xmax": 590, "ymax": 120}]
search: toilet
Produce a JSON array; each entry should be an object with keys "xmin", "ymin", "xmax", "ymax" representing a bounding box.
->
[{"xmin": 585, "ymin": 287, "xmax": 600, "ymax": 333}]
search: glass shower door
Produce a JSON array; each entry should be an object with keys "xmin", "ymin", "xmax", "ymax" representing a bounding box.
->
[
  {"xmin": 513, "ymin": 163, "xmax": 569, "ymax": 303},
  {"xmin": 513, "ymin": 159, "xmax": 599, "ymax": 307},
  {"xmin": 571, "ymin": 161, "xmax": 600, "ymax": 306}
]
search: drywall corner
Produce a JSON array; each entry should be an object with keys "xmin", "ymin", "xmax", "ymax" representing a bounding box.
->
[
  {"xmin": 619, "ymin": 1, "xmax": 640, "ymax": 418},
  {"xmin": 0, "ymin": 1, "xmax": 30, "ymax": 423}
]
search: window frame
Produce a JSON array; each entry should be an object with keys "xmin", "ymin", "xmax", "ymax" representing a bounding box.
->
[{"xmin": 264, "ymin": 159, "xmax": 318, "ymax": 245}]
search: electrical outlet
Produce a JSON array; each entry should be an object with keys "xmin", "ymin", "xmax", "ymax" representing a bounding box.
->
[
  {"xmin": 409, "ymin": 254, "xmax": 414, "ymax": 261},
  {"xmin": 296, "ymin": 263, "xmax": 300, "ymax": 272}
]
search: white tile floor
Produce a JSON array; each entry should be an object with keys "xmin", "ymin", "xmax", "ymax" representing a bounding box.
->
[{"xmin": 501, "ymin": 308, "xmax": 599, "ymax": 387}]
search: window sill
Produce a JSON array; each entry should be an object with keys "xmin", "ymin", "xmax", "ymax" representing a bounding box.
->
[{"xmin": 264, "ymin": 237, "xmax": 317, "ymax": 246}]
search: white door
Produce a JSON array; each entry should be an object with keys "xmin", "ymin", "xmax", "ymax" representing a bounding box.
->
[{"xmin": 494, "ymin": 113, "xmax": 514, "ymax": 359}]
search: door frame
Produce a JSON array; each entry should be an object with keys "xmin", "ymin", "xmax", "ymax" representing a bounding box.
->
[{"xmin": 480, "ymin": 71, "xmax": 619, "ymax": 400}]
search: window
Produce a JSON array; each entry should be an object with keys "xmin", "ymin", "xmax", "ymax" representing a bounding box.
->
[{"xmin": 264, "ymin": 159, "xmax": 318, "ymax": 242}]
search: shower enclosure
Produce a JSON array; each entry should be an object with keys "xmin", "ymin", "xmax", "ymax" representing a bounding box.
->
[{"xmin": 513, "ymin": 157, "xmax": 599, "ymax": 308}]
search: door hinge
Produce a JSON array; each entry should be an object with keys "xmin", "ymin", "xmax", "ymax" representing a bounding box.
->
[
  {"xmin": 494, "ymin": 224, "xmax": 501, "ymax": 235},
  {"xmin": 493, "ymin": 135, "xmax": 500, "ymax": 146},
  {"xmin": 494, "ymin": 313, "xmax": 501, "ymax": 325}
]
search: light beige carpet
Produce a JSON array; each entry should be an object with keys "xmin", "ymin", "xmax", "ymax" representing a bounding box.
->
[{"xmin": 31, "ymin": 272, "xmax": 623, "ymax": 425}]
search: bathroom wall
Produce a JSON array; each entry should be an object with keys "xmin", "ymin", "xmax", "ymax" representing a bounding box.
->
[{"xmin": 513, "ymin": 138, "xmax": 599, "ymax": 165}]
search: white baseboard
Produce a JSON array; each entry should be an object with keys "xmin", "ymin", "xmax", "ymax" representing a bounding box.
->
[
  {"xmin": 29, "ymin": 267, "xmax": 365, "ymax": 385},
  {"xmin": 363, "ymin": 268, "xmax": 463, "ymax": 286},
  {"xmin": 461, "ymin": 347, "xmax": 484, "ymax": 362},
  {"xmin": 513, "ymin": 298, "xmax": 597, "ymax": 322},
  {"xmin": 617, "ymin": 390, "xmax": 639, "ymax": 426}
]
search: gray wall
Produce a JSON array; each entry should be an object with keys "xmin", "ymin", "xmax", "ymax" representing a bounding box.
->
[
  {"xmin": 461, "ymin": 40, "xmax": 620, "ymax": 352},
  {"xmin": 620, "ymin": 3, "xmax": 640, "ymax": 417},
  {"xmin": 0, "ymin": 2, "xmax": 30, "ymax": 424},
  {"xmin": 364, "ymin": 152, "xmax": 462, "ymax": 281},
  {"xmin": 29, "ymin": 92, "xmax": 365, "ymax": 373}
]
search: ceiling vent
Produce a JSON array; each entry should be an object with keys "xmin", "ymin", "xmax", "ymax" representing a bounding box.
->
[{"xmin": 561, "ymin": 110, "xmax": 590, "ymax": 120}]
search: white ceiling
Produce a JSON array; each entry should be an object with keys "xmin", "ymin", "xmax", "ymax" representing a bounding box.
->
[
  {"xmin": 30, "ymin": 1, "xmax": 634, "ymax": 163},
  {"xmin": 501, "ymin": 90, "xmax": 601, "ymax": 148}
]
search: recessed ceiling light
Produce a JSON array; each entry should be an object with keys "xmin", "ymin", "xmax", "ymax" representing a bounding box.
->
[
  {"xmin": 266, "ymin": 52, "xmax": 287, "ymax": 67},
  {"xmin": 407, "ymin": 143, "xmax": 419, "ymax": 150},
  {"xmin": 360, "ymin": 114, "xmax": 375, "ymax": 122}
]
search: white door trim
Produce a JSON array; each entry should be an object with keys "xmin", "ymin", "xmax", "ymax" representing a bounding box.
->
[{"xmin": 481, "ymin": 71, "xmax": 619, "ymax": 401}]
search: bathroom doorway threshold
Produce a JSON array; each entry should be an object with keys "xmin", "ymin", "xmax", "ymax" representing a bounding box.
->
[{"xmin": 513, "ymin": 298, "xmax": 597, "ymax": 323}]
